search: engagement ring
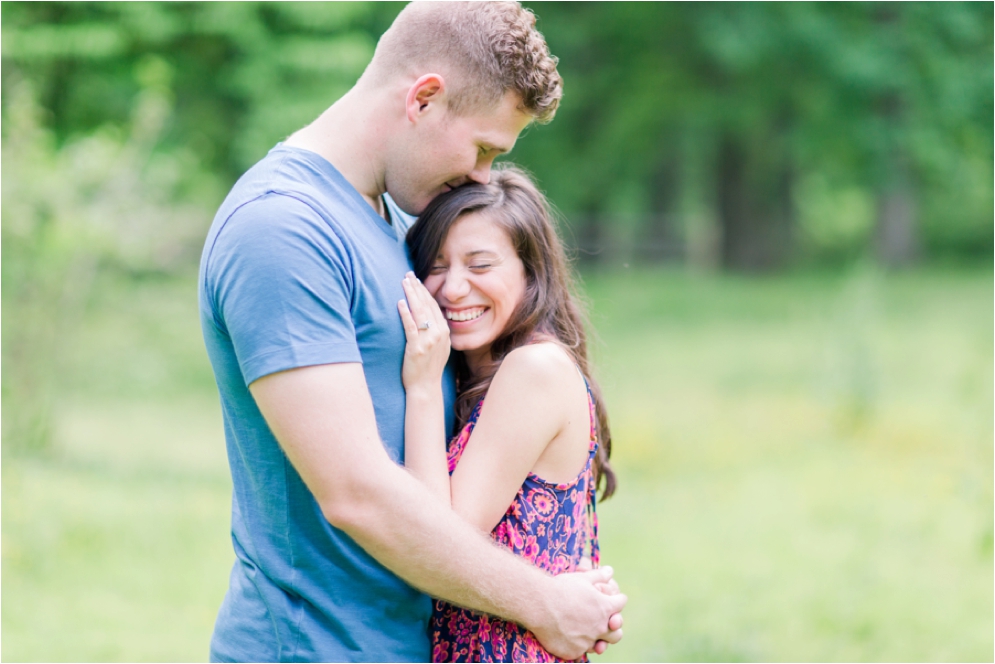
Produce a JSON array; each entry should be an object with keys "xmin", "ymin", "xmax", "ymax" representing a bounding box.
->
[{"xmin": 418, "ymin": 321, "xmax": 431, "ymax": 330}]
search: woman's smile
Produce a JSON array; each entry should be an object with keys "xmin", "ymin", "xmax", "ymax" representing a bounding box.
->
[
  {"xmin": 444, "ymin": 307, "xmax": 488, "ymax": 323},
  {"xmin": 423, "ymin": 211, "xmax": 526, "ymax": 374}
]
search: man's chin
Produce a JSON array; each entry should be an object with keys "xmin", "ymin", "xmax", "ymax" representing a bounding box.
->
[
  {"xmin": 389, "ymin": 193, "xmax": 428, "ymax": 218},
  {"xmin": 390, "ymin": 186, "xmax": 454, "ymax": 217}
]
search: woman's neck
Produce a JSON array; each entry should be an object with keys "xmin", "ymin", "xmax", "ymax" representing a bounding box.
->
[{"xmin": 462, "ymin": 346, "xmax": 492, "ymax": 379}]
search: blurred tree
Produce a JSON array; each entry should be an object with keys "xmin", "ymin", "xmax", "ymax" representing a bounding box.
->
[
  {"xmin": 1, "ymin": 2, "xmax": 409, "ymax": 454},
  {"xmin": 2, "ymin": 1, "xmax": 992, "ymax": 274},
  {"xmin": 518, "ymin": 1, "xmax": 992, "ymax": 269},
  {"xmin": 1, "ymin": 2, "xmax": 393, "ymax": 179},
  {"xmin": 1, "ymin": 74, "xmax": 210, "ymax": 455}
]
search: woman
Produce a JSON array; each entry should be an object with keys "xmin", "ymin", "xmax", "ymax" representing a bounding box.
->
[{"xmin": 397, "ymin": 165, "xmax": 617, "ymax": 663}]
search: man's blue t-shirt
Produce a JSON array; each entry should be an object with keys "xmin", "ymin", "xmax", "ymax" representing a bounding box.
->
[{"xmin": 199, "ymin": 144, "xmax": 454, "ymax": 662}]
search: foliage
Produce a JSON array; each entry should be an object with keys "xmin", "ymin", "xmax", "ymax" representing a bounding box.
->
[
  {"xmin": 3, "ymin": 2, "xmax": 991, "ymax": 269},
  {"xmin": 1, "ymin": 75, "xmax": 213, "ymax": 455},
  {"xmin": 514, "ymin": 2, "xmax": 993, "ymax": 267},
  {"xmin": 1, "ymin": 2, "xmax": 394, "ymax": 176}
]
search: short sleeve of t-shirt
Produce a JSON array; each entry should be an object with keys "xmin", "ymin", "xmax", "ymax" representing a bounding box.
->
[{"xmin": 205, "ymin": 192, "xmax": 361, "ymax": 385}]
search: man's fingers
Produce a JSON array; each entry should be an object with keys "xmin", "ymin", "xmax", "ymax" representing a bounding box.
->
[
  {"xmin": 576, "ymin": 564, "xmax": 613, "ymax": 585},
  {"xmin": 606, "ymin": 591, "xmax": 628, "ymax": 614},
  {"xmin": 608, "ymin": 612, "xmax": 623, "ymax": 631},
  {"xmin": 593, "ymin": 602, "xmax": 625, "ymax": 650},
  {"xmin": 599, "ymin": 627, "xmax": 623, "ymax": 646}
]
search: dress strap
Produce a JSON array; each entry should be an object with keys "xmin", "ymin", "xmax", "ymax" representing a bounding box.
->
[
  {"xmin": 588, "ymin": 479, "xmax": 601, "ymax": 568},
  {"xmin": 579, "ymin": 371, "xmax": 601, "ymax": 567}
]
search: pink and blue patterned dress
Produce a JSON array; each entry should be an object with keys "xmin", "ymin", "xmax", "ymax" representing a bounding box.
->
[{"xmin": 430, "ymin": 384, "xmax": 601, "ymax": 663}]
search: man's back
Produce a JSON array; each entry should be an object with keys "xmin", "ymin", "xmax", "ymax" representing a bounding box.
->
[{"xmin": 199, "ymin": 144, "xmax": 450, "ymax": 661}]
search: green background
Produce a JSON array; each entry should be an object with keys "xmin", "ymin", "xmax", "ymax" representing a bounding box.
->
[{"xmin": 2, "ymin": 2, "xmax": 992, "ymax": 661}]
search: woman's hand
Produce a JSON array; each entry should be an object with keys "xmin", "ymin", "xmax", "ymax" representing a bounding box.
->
[
  {"xmin": 398, "ymin": 272, "xmax": 450, "ymax": 392},
  {"xmin": 399, "ymin": 272, "xmax": 451, "ymax": 504}
]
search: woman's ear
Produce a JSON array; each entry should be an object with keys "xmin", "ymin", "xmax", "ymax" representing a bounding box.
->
[{"xmin": 405, "ymin": 73, "xmax": 447, "ymax": 123}]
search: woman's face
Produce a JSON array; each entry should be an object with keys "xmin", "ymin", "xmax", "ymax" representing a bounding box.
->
[{"xmin": 423, "ymin": 211, "xmax": 526, "ymax": 372}]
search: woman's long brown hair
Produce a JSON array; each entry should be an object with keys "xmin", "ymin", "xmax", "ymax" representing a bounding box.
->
[{"xmin": 407, "ymin": 165, "xmax": 616, "ymax": 499}]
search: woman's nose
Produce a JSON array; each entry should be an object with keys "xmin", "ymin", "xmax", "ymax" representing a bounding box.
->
[{"xmin": 441, "ymin": 270, "xmax": 471, "ymax": 301}]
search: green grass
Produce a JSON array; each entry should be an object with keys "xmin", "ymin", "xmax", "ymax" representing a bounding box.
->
[{"xmin": 2, "ymin": 266, "xmax": 992, "ymax": 661}]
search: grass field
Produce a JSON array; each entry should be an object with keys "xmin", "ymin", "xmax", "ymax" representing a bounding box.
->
[{"xmin": 2, "ymin": 265, "xmax": 992, "ymax": 662}]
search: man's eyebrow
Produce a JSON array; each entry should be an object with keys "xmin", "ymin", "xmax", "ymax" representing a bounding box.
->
[{"xmin": 480, "ymin": 142, "xmax": 511, "ymax": 155}]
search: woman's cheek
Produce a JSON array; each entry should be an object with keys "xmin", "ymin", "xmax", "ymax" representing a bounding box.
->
[{"xmin": 423, "ymin": 275, "xmax": 440, "ymax": 295}]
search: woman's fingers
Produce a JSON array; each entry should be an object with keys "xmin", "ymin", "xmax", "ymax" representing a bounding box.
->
[
  {"xmin": 401, "ymin": 276, "xmax": 422, "ymax": 321},
  {"xmin": 414, "ymin": 274, "xmax": 448, "ymax": 332},
  {"xmin": 403, "ymin": 275, "xmax": 434, "ymax": 332},
  {"xmin": 404, "ymin": 272, "xmax": 447, "ymax": 338},
  {"xmin": 397, "ymin": 299, "xmax": 419, "ymax": 343},
  {"xmin": 431, "ymin": 286, "xmax": 448, "ymax": 330},
  {"xmin": 402, "ymin": 275, "xmax": 441, "ymax": 344}
]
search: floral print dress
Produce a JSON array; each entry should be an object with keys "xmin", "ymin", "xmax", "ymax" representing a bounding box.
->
[{"xmin": 430, "ymin": 383, "xmax": 601, "ymax": 663}]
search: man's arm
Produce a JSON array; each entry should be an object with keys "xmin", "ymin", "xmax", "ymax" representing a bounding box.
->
[{"xmin": 250, "ymin": 362, "xmax": 625, "ymax": 659}]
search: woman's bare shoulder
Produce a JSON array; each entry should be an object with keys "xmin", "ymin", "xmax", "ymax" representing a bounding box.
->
[{"xmin": 494, "ymin": 341, "xmax": 578, "ymax": 388}]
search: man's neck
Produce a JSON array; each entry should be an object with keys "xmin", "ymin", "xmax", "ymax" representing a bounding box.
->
[{"xmin": 284, "ymin": 88, "xmax": 390, "ymax": 218}]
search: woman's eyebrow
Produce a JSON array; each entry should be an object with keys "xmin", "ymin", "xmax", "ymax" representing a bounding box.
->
[{"xmin": 465, "ymin": 249, "xmax": 499, "ymax": 259}]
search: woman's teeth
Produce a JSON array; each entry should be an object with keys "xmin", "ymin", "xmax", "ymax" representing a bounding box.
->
[{"xmin": 446, "ymin": 308, "xmax": 485, "ymax": 322}]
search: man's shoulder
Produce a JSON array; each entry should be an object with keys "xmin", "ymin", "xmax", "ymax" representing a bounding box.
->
[
  {"xmin": 209, "ymin": 150, "xmax": 363, "ymax": 254},
  {"xmin": 229, "ymin": 148, "xmax": 349, "ymax": 214}
]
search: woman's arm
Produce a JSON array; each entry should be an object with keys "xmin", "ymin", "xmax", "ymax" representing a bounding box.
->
[
  {"xmin": 449, "ymin": 342, "xmax": 586, "ymax": 533},
  {"xmin": 398, "ymin": 274, "xmax": 452, "ymax": 503}
]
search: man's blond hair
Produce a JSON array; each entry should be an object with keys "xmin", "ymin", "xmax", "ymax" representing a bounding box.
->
[{"xmin": 367, "ymin": 1, "xmax": 562, "ymax": 124}]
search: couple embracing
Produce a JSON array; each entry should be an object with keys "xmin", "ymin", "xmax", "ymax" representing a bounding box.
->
[{"xmin": 199, "ymin": 3, "xmax": 626, "ymax": 662}]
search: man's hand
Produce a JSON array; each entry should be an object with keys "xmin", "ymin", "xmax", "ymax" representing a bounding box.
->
[
  {"xmin": 529, "ymin": 566, "xmax": 627, "ymax": 660},
  {"xmin": 591, "ymin": 612, "xmax": 624, "ymax": 656},
  {"xmin": 579, "ymin": 559, "xmax": 624, "ymax": 655}
]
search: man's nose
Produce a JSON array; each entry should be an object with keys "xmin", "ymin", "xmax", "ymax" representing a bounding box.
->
[{"xmin": 467, "ymin": 157, "xmax": 493, "ymax": 185}]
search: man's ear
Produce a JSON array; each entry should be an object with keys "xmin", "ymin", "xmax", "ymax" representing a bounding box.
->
[{"xmin": 405, "ymin": 74, "xmax": 447, "ymax": 123}]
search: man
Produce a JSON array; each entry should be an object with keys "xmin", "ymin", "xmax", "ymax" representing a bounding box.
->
[{"xmin": 199, "ymin": 3, "xmax": 625, "ymax": 661}]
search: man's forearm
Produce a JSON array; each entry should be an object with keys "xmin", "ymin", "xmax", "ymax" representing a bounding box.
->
[{"xmin": 330, "ymin": 454, "xmax": 549, "ymax": 629}]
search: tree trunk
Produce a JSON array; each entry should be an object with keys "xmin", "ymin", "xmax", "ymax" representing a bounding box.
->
[
  {"xmin": 874, "ymin": 163, "xmax": 919, "ymax": 267},
  {"xmin": 716, "ymin": 129, "xmax": 795, "ymax": 271},
  {"xmin": 871, "ymin": 7, "xmax": 919, "ymax": 268},
  {"xmin": 639, "ymin": 151, "xmax": 685, "ymax": 263}
]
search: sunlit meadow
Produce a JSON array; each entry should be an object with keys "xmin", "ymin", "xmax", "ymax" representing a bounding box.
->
[{"xmin": 2, "ymin": 266, "xmax": 992, "ymax": 661}]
